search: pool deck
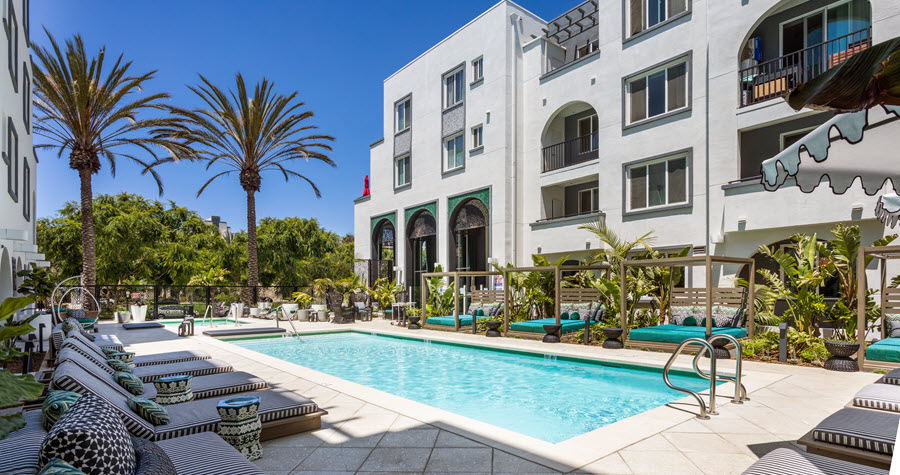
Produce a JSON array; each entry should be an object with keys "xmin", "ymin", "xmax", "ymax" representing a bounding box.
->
[{"xmin": 103, "ymin": 318, "xmax": 880, "ymax": 474}]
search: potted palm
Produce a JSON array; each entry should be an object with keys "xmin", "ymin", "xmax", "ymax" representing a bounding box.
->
[
  {"xmin": 311, "ymin": 279, "xmax": 333, "ymax": 321},
  {"xmin": 290, "ymin": 292, "xmax": 313, "ymax": 321}
]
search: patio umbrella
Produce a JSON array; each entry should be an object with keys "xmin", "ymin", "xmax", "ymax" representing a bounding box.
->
[{"xmin": 759, "ymin": 36, "xmax": 900, "ymax": 226}]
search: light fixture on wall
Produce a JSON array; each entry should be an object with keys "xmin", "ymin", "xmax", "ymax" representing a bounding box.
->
[
  {"xmin": 585, "ymin": 240, "xmax": 591, "ymax": 250},
  {"xmin": 737, "ymin": 219, "xmax": 747, "ymax": 231},
  {"xmin": 536, "ymin": 246, "xmax": 542, "ymax": 254}
]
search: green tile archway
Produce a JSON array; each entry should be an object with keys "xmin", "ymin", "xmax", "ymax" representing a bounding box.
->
[{"xmin": 447, "ymin": 188, "xmax": 490, "ymax": 219}]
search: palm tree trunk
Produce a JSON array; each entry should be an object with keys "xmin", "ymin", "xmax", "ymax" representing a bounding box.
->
[
  {"xmin": 78, "ymin": 168, "xmax": 97, "ymax": 298},
  {"xmin": 246, "ymin": 189, "xmax": 259, "ymax": 294}
]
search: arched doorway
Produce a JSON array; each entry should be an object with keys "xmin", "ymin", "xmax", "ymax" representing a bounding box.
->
[
  {"xmin": 406, "ymin": 210, "xmax": 436, "ymax": 300},
  {"xmin": 371, "ymin": 219, "xmax": 395, "ymax": 263},
  {"xmin": 449, "ymin": 198, "xmax": 489, "ymax": 290}
]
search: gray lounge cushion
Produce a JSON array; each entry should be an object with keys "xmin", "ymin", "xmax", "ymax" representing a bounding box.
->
[
  {"xmin": 854, "ymin": 383, "xmax": 900, "ymax": 412},
  {"xmin": 60, "ymin": 342, "xmax": 233, "ymax": 383},
  {"xmin": 742, "ymin": 447, "xmax": 887, "ymax": 475},
  {"xmin": 53, "ymin": 324, "xmax": 123, "ymax": 352},
  {"xmin": 0, "ymin": 410, "xmax": 45, "ymax": 474},
  {"xmin": 884, "ymin": 368, "xmax": 900, "ymax": 385},
  {"xmin": 813, "ymin": 408, "xmax": 897, "ymax": 455},
  {"xmin": 155, "ymin": 432, "xmax": 264, "ymax": 474},
  {"xmin": 67, "ymin": 331, "xmax": 210, "ymax": 366}
]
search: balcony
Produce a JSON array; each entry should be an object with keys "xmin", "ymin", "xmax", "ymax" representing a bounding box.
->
[
  {"xmin": 738, "ymin": 28, "xmax": 871, "ymax": 107},
  {"xmin": 541, "ymin": 133, "xmax": 598, "ymax": 173}
]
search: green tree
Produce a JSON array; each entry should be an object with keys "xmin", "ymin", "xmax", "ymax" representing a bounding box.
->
[
  {"xmin": 155, "ymin": 74, "xmax": 335, "ymax": 292},
  {"xmin": 32, "ymin": 31, "xmax": 190, "ymax": 290},
  {"xmin": 257, "ymin": 217, "xmax": 340, "ymax": 286}
]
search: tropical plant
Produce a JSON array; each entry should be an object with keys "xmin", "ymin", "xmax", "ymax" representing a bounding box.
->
[
  {"xmin": 735, "ymin": 279, "xmax": 783, "ymax": 329},
  {"xmin": 756, "ymin": 234, "xmax": 828, "ymax": 335},
  {"xmin": 187, "ymin": 267, "xmax": 229, "ymax": 286},
  {"xmin": 32, "ymin": 31, "xmax": 190, "ymax": 291},
  {"xmin": 311, "ymin": 278, "xmax": 335, "ymax": 304},
  {"xmin": 154, "ymin": 74, "xmax": 335, "ymax": 293},
  {"xmin": 16, "ymin": 264, "xmax": 55, "ymax": 310},
  {"xmin": 639, "ymin": 246, "xmax": 691, "ymax": 323},
  {"xmin": 424, "ymin": 265, "xmax": 455, "ymax": 318},
  {"xmin": 0, "ymin": 297, "xmax": 38, "ymax": 364},
  {"xmin": 0, "ymin": 369, "xmax": 44, "ymax": 439},
  {"xmin": 368, "ymin": 278, "xmax": 400, "ymax": 310},
  {"xmin": 291, "ymin": 292, "xmax": 313, "ymax": 308}
]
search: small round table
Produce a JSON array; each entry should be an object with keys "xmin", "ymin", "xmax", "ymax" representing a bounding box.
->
[
  {"xmin": 542, "ymin": 324, "xmax": 561, "ymax": 343},
  {"xmin": 485, "ymin": 320, "xmax": 502, "ymax": 337},
  {"xmin": 217, "ymin": 396, "xmax": 262, "ymax": 461},
  {"xmin": 601, "ymin": 328, "xmax": 624, "ymax": 349},
  {"xmin": 702, "ymin": 338, "xmax": 731, "ymax": 359}
]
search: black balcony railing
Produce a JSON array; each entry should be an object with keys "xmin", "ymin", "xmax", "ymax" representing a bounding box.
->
[
  {"xmin": 738, "ymin": 27, "xmax": 871, "ymax": 107},
  {"xmin": 541, "ymin": 133, "xmax": 599, "ymax": 173}
]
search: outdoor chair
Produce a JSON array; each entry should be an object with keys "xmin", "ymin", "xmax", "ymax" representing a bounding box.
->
[
  {"xmin": 57, "ymin": 349, "xmax": 267, "ymax": 400},
  {"xmin": 66, "ymin": 331, "xmax": 211, "ymax": 366},
  {"xmin": 51, "ymin": 360, "xmax": 324, "ymax": 441},
  {"xmin": 350, "ymin": 292, "xmax": 372, "ymax": 321},
  {"xmin": 51, "ymin": 322, "xmax": 123, "ymax": 354},
  {"xmin": 60, "ymin": 338, "xmax": 234, "ymax": 383},
  {"xmin": 742, "ymin": 447, "xmax": 886, "ymax": 475},
  {"xmin": 328, "ymin": 290, "xmax": 355, "ymax": 324},
  {"xmin": 0, "ymin": 406, "xmax": 266, "ymax": 475},
  {"xmin": 798, "ymin": 407, "xmax": 896, "ymax": 469},
  {"xmin": 391, "ymin": 290, "xmax": 409, "ymax": 324}
]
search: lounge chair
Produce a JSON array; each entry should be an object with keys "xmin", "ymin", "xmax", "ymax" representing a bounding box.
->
[
  {"xmin": 883, "ymin": 368, "xmax": 900, "ymax": 385},
  {"xmin": 853, "ymin": 383, "xmax": 900, "ymax": 412},
  {"xmin": 798, "ymin": 407, "xmax": 896, "ymax": 469},
  {"xmin": 58, "ymin": 347, "xmax": 266, "ymax": 400},
  {"xmin": 60, "ymin": 339, "xmax": 233, "ymax": 383},
  {"xmin": 742, "ymin": 447, "xmax": 887, "ymax": 474},
  {"xmin": 52, "ymin": 360, "xmax": 325, "ymax": 441},
  {"xmin": 66, "ymin": 330, "xmax": 211, "ymax": 366},
  {"xmin": 0, "ymin": 410, "xmax": 265, "ymax": 475},
  {"xmin": 51, "ymin": 322, "xmax": 123, "ymax": 352}
]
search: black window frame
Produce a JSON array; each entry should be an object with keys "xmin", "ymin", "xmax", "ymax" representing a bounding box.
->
[
  {"xmin": 22, "ymin": 61, "xmax": 28, "ymax": 132},
  {"xmin": 22, "ymin": 156, "xmax": 29, "ymax": 220},
  {"xmin": 7, "ymin": 0, "xmax": 16, "ymax": 92},
  {"xmin": 6, "ymin": 118, "xmax": 17, "ymax": 202}
]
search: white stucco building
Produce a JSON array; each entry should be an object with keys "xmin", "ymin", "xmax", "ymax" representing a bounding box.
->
[
  {"xmin": 0, "ymin": 0, "xmax": 44, "ymax": 302},
  {"xmin": 354, "ymin": 0, "xmax": 900, "ymax": 296}
]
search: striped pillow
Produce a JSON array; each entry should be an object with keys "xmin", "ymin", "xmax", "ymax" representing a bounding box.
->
[
  {"xmin": 41, "ymin": 391, "xmax": 82, "ymax": 431},
  {"xmin": 114, "ymin": 372, "xmax": 144, "ymax": 396},
  {"xmin": 127, "ymin": 398, "xmax": 170, "ymax": 426},
  {"xmin": 106, "ymin": 359, "xmax": 132, "ymax": 373}
]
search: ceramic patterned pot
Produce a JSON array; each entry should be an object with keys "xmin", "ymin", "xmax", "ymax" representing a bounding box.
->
[
  {"xmin": 217, "ymin": 396, "xmax": 262, "ymax": 461},
  {"xmin": 154, "ymin": 375, "xmax": 194, "ymax": 405}
]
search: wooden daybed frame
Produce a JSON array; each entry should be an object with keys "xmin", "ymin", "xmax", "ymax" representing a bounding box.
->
[
  {"xmin": 620, "ymin": 255, "xmax": 756, "ymax": 354},
  {"xmin": 797, "ymin": 428, "xmax": 892, "ymax": 470},
  {"xmin": 419, "ymin": 271, "xmax": 502, "ymax": 333},
  {"xmin": 856, "ymin": 245, "xmax": 900, "ymax": 371},
  {"xmin": 501, "ymin": 264, "xmax": 610, "ymax": 340}
]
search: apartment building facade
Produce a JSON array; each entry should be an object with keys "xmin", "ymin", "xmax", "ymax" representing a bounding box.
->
[
  {"xmin": 0, "ymin": 0, "xmax": 43, "ymax": 302},
  {"xmin": 354, "ymin": 0, "xmax": 900, "ymax": 294}
]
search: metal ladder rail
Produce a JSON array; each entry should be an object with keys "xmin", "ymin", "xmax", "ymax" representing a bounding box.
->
[
  {"xmin": 203, "ymin": 305, "xmax": 213, "ymax": 328},
  {"xmin": 691, "ymin": 334, "xmax": 749, "ymax": 404},
  {"xmin": 280, "ymin": 307, "xmax": 302, "ymax": 340},
  {"xmin": 663, "ymin": 337, "xmax": 719, "ymax": 420}
]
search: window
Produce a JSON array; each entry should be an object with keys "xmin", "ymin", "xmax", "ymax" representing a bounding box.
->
[
  {"xmin": 444, "ymin": 133, "xmax": 465, "ymax": 171},
  {"xmin": 780, "ymin": 127, "xmax": 816, "ymax": 151},
  {"xmin": 472, "ymin": 57, "xmax": 483, "ymax": 82},
  {"xmin": 577, "ymin": 114, "xmax": 599, "ymax": 152},
  {"xmin": 576, "ymin": 39, "xmax": 600, "ymax": 59},
  {"xmin": 22, "ymin": 63, "xmax": 28, "ymax": 132},
  {"xmin": 626, "ymin": 154, "xmax": 688, "ymax": 212},
  {"xmin": 443, "ymin": 67, "xmax": 464, "ymax": 108},
  {"xmin": 780, "ymin": 0, "xmax": 870, "ymax": 57},
  {"xmin": 6, "ymin": 118, "xmax": 17, "ymax": 201},
  {"xmin": 578, "ymin": 187, "xmax": 600, "ymax": 214},
  {"xmin": 22, "ymin": 158, "xmax": 28, "ymax": 220},
  {"xmin": 22, "ymin": 0, "xmax": 26, "ymax": 42},
  {"xmin": 395, "ymin": 154, "xmax": 410, "ymax": 188},
  {"xmin": 395, "ymin": 96, "xmax": 411, "ymax": 133},
  {"xmin": 471, "ymin": 124, "xmax": 483, "ymax": 149},
  {"xmin": 626, "ymin": 58, "xmax": 688, "ymax": 125},
  {"xmin": 628, "ymin": 0, "xmax": 688, "ymax": 37},
  {"xmin": 7, "ymin": 0, "xmax": 16, "ymax": 91}
]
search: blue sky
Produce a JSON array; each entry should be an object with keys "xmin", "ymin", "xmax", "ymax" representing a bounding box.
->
[{"xmin": 32, "ymin": 1, "xmax": 562, "ymax": 236}]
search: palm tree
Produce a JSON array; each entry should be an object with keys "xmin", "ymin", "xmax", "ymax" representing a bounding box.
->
[
  {"xmin": 156, "ymin": 74, "xmax": 335, "ymax": 291},
  {"xmin": 32, "ymin": 30, "xmax": 189, "ymax": 290}
]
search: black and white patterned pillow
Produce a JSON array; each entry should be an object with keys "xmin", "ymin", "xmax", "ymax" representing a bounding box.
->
[
  {"xmin": 39, "ymin": 393, "xmax": 136, "ymax": 475},
  {"xmin": 891, "ymin": 321, "xmax": 900, "ymax": 338},
  {"xmin": 131, "ymin": 436, "xmax": 176, "ymax": 475}
]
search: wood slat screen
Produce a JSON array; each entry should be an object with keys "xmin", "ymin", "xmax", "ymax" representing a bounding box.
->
[{"xmin": 671, "ymin": 287, "xmax": 746, "ymax": 308}]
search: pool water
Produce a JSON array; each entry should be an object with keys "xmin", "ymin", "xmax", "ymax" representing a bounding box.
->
[
  {"xmin": 232, "ymin": 332, "xmax": 715, "ymax": 443},
  {"xmin": 160, "ymin": 318, "xmax": 248, "ymax": 327}
]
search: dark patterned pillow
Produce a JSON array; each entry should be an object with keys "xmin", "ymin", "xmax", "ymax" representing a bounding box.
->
[
  {"xmin": 107, "ymin": 359, "xmax": 132, "ymax": 373},
  {"xmin": 115, "ymin": 372, "xmax": 144, "ymax": 395},
  {"xmin": 131, "ymin": 436, "xmax": 177, "ymax": 475},
  {"xmin": 127, "ymin": 398, "xmax": 170, "ymax": 425},
  {"xmin": 37, "ymin": 458, "xmax": 86, "ymax": 474},
  {"xmin": 39, "ymin": 393, "xmax": 136, "ymax": 475},
  {"xmin": 42, "ymin": 390, "xmax": 83, "ymax": 431},
  {"xmin": 100, "ymin": 347, "xmax": 118, "ymax": 357},
  {"xmin": 109, "ymin": 352, "xmax": 135, "ymax": 364},
  {"xmin": 891, "ymin": 321, "xmax": 900, "ymax": 338}
]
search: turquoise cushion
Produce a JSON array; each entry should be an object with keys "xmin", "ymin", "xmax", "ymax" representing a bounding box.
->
[
  {"xmin": 426, "ymin": 315, "xmax": 485, "ymax": 326},
  {"xmin": 108, "ymin": 352, "xmax": 134, "ymax": 364},
  {"xmin": 106, "ymin": 359, "xmax": 132, "ymax": 373},
  {"xmin": 628, "ymin": 325, "xmax": 747, "ymax": 344},
  {"xmin": 509, "ymin": 318, "xmax": 585, "ymax": 334},
  {"xmin": 682, "ymin": 316, "xmax": 698, "ymax": 326},
  {"xmin": 114, "ymin": 371, "xmax": 144, "ymax": 395},
  {"xmin": 38, "ymin": 459, "xmax": 86, "ymax": 475},
  {"xmin": 127, "ymin": 397, "xmax": 170, "ymax": 425},
  {"xmin": 570, "ymin": 312, "xmax": 581, "ymax": 321},
  {"xmin": 41, "ymin": 390, "xmax": 82, "ymax": 431},
  {"xmin": 866, "ymin": 337, "xmax": 900, "ymax": 362},
  {"xmin": 100, "ymin": 347, "xmax": 118, "ymax": 357}
]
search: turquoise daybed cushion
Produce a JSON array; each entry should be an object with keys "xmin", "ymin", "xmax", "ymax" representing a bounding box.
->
[
  {"xmin": 426, "ymin": 315, "xmax": 485, "ymax": 326},
  {"xmin": 866, "ymin": 337, "xmax": 900, "ymax": 363},
  {"xmin": 509, "ymin": 318, "xmax": 585, "ymax": 334},
  {"xmin": 628, "ymin": 324, "xmax": 747, "ymax": 344}
]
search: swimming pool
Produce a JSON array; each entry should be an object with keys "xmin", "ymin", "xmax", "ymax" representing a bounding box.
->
[
  {"xmin": 232, "ymin": 332, "xmax": 715, "ymax": 443},
  {"xmin": 160, "ymin": 318, "xmax": 248, "ymax": 327}
]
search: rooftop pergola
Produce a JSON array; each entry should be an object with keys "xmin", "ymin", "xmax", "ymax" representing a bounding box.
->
[
  {"xmin": 419, "ymin": 270, "xmax": 503, "ymax": 332},
  {"xmin": 856, "ymin": 245, "xmax": 900, "ymax": 369},
  {"xmin": 620, "ymin": 255, "xmax": 757, "ymax": 340}
]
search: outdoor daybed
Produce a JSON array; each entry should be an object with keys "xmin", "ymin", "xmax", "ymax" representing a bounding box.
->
[
  {"xmin": 627, "ymin": 324, "xmax": 748, "ymax": 345},
  {"xmin": 798, "ymin": 407, "xmax": 896, "ymax": 469},
  {"xmin": 422, "ymin": 279, "xmax": 504, "ymax": 332},
  {"xmin": 508, "ymin": 317, "xmax": 586, "ymax": 335},
  {"xmin": 866, "ymin": 337, "xmax": 900, "ymax": 363}
]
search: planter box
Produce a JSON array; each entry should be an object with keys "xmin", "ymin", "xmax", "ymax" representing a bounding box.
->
[{"xmin": 130, "ymin": 305, "xmax": 148, "ymax": 322}]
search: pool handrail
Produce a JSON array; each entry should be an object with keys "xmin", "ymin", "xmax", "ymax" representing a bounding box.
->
[
  {"xmin": 691, "ymin": 334, "xmax": 748, "ymax": 404},
  {"xmin": 662, "ymin": 337, "xmax": 717, "ymax": 419},
  {"xmin": 203, "ymin": 305, "xmax": 213, "ymax": 328}
]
